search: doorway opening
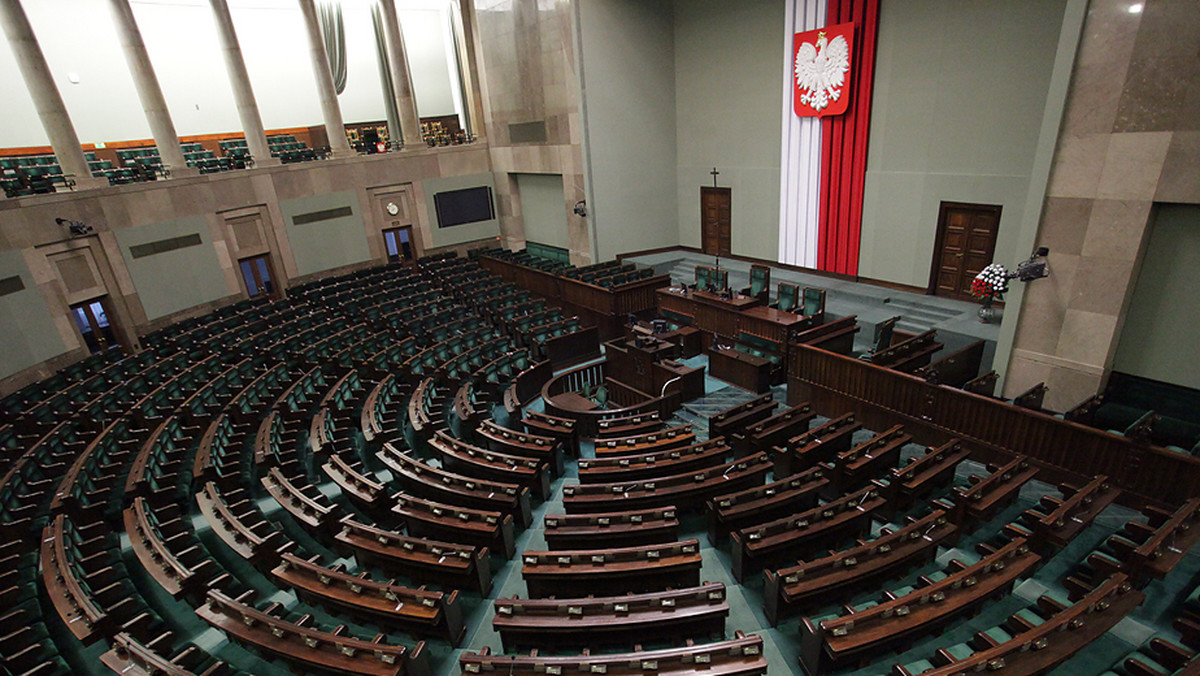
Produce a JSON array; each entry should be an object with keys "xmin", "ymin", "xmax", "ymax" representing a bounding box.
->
[
  {"xmin": 239, "ymin": 254, "xmax": 275, "ymax": 299},
  {"xmin": 384, "ymin": 227, "xmax": 415, "ymax": 264},
  {"xmin": 70, "ymin": 298, "xmax": 117, "ymax": 354}
]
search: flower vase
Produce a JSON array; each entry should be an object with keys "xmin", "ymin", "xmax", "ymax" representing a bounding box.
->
[{"xmin": 978, "ymin": 296, "xmax": 997, "ymax": 323}]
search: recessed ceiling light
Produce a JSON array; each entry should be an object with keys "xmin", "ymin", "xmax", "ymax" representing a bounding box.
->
[{"xmin": 1128, "ymin": 3, "xmax": 1144, "ymax": 13}]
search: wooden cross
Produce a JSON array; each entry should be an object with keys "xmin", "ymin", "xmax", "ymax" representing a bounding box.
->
[{"xmin": 710, "ymin": 167, "xmax": 720, "ymax": 187}]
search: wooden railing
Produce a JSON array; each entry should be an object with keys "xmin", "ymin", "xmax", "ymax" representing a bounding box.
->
[
  {"xmin": 787, "ymin": 343, "xmax": 1200, "ymax": 509},
  {"xmin": 540, "ymin": 361, "xmax": 680, "ymax": 438}
]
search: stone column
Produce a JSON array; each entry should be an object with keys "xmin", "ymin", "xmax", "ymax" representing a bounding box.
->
[
  {"xmin": 378, "ymin": 0, "xmax": 422, "ymax": 147},
  {"xmin": 298, "ymin": 0, "xmax": 352, "ymax": 157},
  {"xmin": 106, "ymin": 0, "xmax": 194, "ymax": 176},
  {"xmin": 208, "ymin": 0, "xmax": 278, "ymax": 166},
  {"xmin": 0, "ymin": 0, "xmax": 105, "ymax": 190}
]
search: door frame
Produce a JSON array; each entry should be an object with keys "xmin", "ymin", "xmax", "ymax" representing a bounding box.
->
[
  {"xmin": 238, "ymin": 253, "xmax": 278, "ymax": 300},
  {"xmin": 383, "ymin": 225, "xmax": 417, "ymax": 264},
  {"xmin": 926, "ymin": 201, "xmax": 1003, "ymax": 297},
  {"xmin": 700, "ymin": 186, "xmax": 732, "ymax": 256}
]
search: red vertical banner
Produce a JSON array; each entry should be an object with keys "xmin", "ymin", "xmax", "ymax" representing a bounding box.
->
[{"xmin": 816, "ymin": 0, "xmax": 879, "ymax": 276}]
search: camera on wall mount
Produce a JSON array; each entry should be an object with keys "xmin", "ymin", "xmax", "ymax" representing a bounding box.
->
[
  {"xmin": 1016, "ymin": 246, "xmax": 1051, "ymax": 282},
  {"xmin": 573, "ymin": 200, "xmax": 587, "ymax": 218},
  {"xmin": 55, "ymin": 217, "xmax": 93, "ymax": 237}
]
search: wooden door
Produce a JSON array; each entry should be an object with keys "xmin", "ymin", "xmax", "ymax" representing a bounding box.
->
[
  {"xmin": 929, "ymin": 202, "xmax": 1002, "ymax": 300},
  {"xmin": 701, "ymin": 187, "xmax": 731, "ymax": 256}
]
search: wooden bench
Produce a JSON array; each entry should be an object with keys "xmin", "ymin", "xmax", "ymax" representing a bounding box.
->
[
  {"xmin": 803, "ymin": 536, "xmax": 1041, "ymax": 674},
  {"xmin": 492, "ymin": 582, "xmax": 729, "ymax": 651},
  {"xmin": 772, "ymin": 412, "xmax": 860, "ymax": 477},
  {"xmin": 521, "ymin": 539, "xmax": 703, "ymax": 597},
  {"xmin": 730, "ymin": 482, "xmax": 888, "ymax": 582},
  {"xmin": 543, "ymin": 507, "xmax": 681, "ymax": 550},
  {"xmin": 195, "ymin": 482, "xmax": 287, "ymax": 564},
  {"xmin": 949, "ymin": 455, "xmax": 1039, "ymax": 526},
  {"xmin": 763, "ymin": 509, "xmax": 958, "ymax": 625},
  {"xmin": 732, "ymin": 402, "xmax": 815, "ymax": 457},
  {"xmin": 563, "ymin": 452, "xmax": 772, "ymax": 513},
  {"xmin": 706, "ymin": 464, "xmax": 829, "ymax": 545},
  {"xmin": 272, "ymin": 552, "xmax": 464, "ymax": 645},
  {"xmin": 522, "ymin": 410, "xmax": 578, "ymax": 455},
  {"xmin": 914, "ymin": 340, "xmax": 985, "ymax": 387},
  {"xmin": 592, "ymin": 424, "xmax": 696, "ymax": 458},
  {"xmin": 474, "ymin": 419, "xmax": 565, "ymax": 476},
  {"xmin": 123, "ymin": 497, "xmax": 222, "ymax": 600},
  {"xmin": 428, "ymin": 431, "xmax": 552, "ymax": 501},
  {"xmin": 459, "ymin": 632, "xmax": 767, "ymax": 675},
  {"xmin": 378, "ymin": 442, "xmax": 531, "ymax": 527},
  {"xmin": 595, "ymin": 410, "xmax": 663, "ymax": 439},
  {"xmin": 578, "ymin": 437, "xmax": 732, "ymax": 483},
  {"xmin": 196, "ymin": 589, "xmax": 431, "ymax": 676},
  {"xmin": 709, "ymin": 393, "xmax": 776, "ymax": 441},
  {"xmin": 392, "ymin": 493, "xmax": 516, "ymax": 559},
  {"xmin": 833, "ymin": 425, "xmax": 911, "ymax": 493},
  {"xmin": 868, "ymin": 329, "xmax": 943, "ymax": 373},
  {"xmin": 892, "ymin": 574, "xmax": 1142, "ymax": 675},
  {"xmin": 334, "ymin": 517, "xmax": 492, "ymax": 595},
  {"xmin": 794, "ymin": 314, "xmax": 859, "ymax": 355},
  {"xmin": 261, "ymin": 465, "xmax": 338, "ymax": 531},
  {"xmin": 885, "ymin": 439, "xmax": 971, "ymax": 514},
  {"xmin": 1019, "ymin": 474, "xmax": 1120, "ymax": 550}
]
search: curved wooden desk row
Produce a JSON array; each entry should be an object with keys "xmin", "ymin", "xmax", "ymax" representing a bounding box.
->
[
  {"xmin": 195, "ymin": 482, "xmax": 287, "ymax": 564},
  {"xmin": 543, "ymin": 506, "xmax": 681, "ymax": 549},
  {"xmin": 393, "ymin": 493, "xmax": 516, "ymax": 560},
  {"xmin": 771, "ymin": 412, "xmax": 860, "ymax": 478},
  {"xmin": 272, "ymin": 552, "xmax": 464, "ymax": 645},
  {"xmin": 764, "ymin": 509, "xmax": 958, "ymax": 625},
  {"xmin": 470, "ymin": 420, "xmax": 565, "ymax": 477},
  {"xmin": 709, "ymin": 392, "xmax": 776, "ymax": 441},
  {"xmin": 578, "ymin": 437, "xmax": 732, "ymax": 483},
  {"xmin": 124, "ymin": 416, "xmax": 198, "ymax": 504},
  {"xmin": 323, "ymin": 453, "xmax": 388, "ymax": 513},
  {"xmin": 887, "ymin": 439, "xmax": 973, "ymax": 513},
  {"xmin": 594, "ymin": 410, "xmax": 664, "ymax": 439},
  {"xmin": 361, "ymin": 374, "xmax": 407, "ymax": 442},
  {"xmin": 195, "ymin": 589, "xmax": 432, "ymax": 676},
  {"xmin": 733, "ymin": 402, "xmax": 814, "ymax": 456},
  {"xmin": 260, "ymin": 464, "xmax": 337, "ymax": 531},
  {"xmin": 502, "ymin": 360, "xmax": 554, "ymax": 415},
  {"xmin": 562, "ymin": 452, "xmax": 773, "ymax": 513},
  {"xmin": 428, "ymin": 431, "xmax": 552, "ymax": 500},
  {"xmin": 378, "ymin": 442, "xmax": 532, "ymax": 528},
  {"xmin": 891, "ymin": 574, "xmax": 1142, "ymax": 675},
  {"xmin": 731, "ymin": 482, "xmax": 890, "ymax": 582},
  {"xmin": 1021, "ymin": 474, "xmax": 1121, "ymax": 550},
  {"xmin": 124, "ymin": 497, "xmax": 224, "ymax": 600},
  {"xmin": 460, "ymin": 632, "xmax": 767, "ymax": 675},
  {"xmin": 706, "ymin": 463, "xmax": 830, "ymax": 545},
  {"xmin": 521, "ymin": 539, "xmax": 703, "ymax": 598},
  {"xmin": 801, "ymin": 536, "xmax": 1039, "ymax": 673},
  {"xmin": 100, "ymin": 632, "xmax": 239, "ymax": 676},
  {"xmin": 522, "ymin": 410, "xmax": 578, "ymax": 453},
  {"xmin": 492, "ymin": 582, "xmax": 729, "ymax": 651},
  {"xmin": 335, "ymin": 517, "xmax": 493, "ymax": 595},
  {"xmin": 592, "ymin": 424, "xmax": 695, "ymax": 458}
]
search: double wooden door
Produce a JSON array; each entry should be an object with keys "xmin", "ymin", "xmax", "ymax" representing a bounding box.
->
[
  {"xmin": 701, "ymin": 187, "xmax": 731, "ymax": 256},
  {"xmin": 929, "ymin": 202, "xmax": 1002, "ymax": 300}
]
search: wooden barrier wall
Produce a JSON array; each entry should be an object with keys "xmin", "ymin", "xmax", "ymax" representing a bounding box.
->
[
  {"xmin": 477, "ymin": 255, "xmax": 670, "ymax": 339},
  {"xmin": 787, "ymin": 343, "xmax": 1200, "ymax": 510}
]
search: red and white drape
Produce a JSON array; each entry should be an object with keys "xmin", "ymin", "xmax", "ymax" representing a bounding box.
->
[{"xmin": 779, "ymin": 0, "xmax": 880, "ymax": 276}]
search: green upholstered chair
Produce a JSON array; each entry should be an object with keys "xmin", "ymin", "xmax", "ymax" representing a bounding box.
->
[
  {"xmin": 741, "ymin": 264, "xmax": 770, "ymax": 301},
  {"xmin": 773, "ymin": 282, "xmax": 799, "ymax": 312},
  {"xmin": 801, "ymin": 286, "xmax": 826, "ymax": 317}
]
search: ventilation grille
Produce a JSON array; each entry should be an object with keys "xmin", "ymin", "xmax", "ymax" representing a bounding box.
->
[
  {"xmin": 0, "ymin": 275, "xmax": 25, "ymax": 297},
  {"xmin": 293, "ymin": 206, "xmax": 353, "ymax": 225},
  {"xmin": 509, "ymin": 121, "xmax": 547, "ymax": 144},
  {"xmin": 130, "ymin": 233, "xmax": 203, "ymax": 259}
]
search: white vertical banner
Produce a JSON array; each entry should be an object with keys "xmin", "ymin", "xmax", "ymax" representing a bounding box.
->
[{"xmin": 778, "ymin": 0, "xmax": 826, "ymax": 268}]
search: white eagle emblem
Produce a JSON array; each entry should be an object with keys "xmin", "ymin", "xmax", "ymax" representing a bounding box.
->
[{"xmin": 794, "ymin": 31, "xmax": 850, "ymax": 112}]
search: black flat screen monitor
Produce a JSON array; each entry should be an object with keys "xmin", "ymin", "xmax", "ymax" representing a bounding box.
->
[{"xmin": 434, "ymin": 186, "xmax": 495, "ymax": 228}]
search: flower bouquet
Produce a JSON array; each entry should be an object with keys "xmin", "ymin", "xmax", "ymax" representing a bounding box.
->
[{"xmin": 971, "ymin": 263, "xmax": 1011, "ymax": 322}]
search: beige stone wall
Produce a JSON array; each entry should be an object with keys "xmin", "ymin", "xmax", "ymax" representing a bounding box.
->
[{"xmin": 1005, "ymin": 0, "xmax": 1200, "ymax": 411}]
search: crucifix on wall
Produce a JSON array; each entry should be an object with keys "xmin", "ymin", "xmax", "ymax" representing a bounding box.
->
[{"xmin": 710, "ymin": 167, "xmax": 720, "ymax": 187}]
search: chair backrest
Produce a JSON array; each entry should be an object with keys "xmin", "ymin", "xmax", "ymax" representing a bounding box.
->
[
  {"xmin": 695, "ymin": 266, "xmax": 710, "ymax": 289},
  {"xmin": 749, "ymin": 265, "xmax": 770, "ymax": 296},
  {"xmin": 801, "ymin": 287, "xmax": 826, "ymax": 316},
  {"xmin": 873, "ymin": 316, "xmax": 900, "ymax": 352},
  {"xmin": 594, "ymin": 385, "xmax": 608, "ymax": 408},
  {"xmin": 776, "ymin": 282, "xmax": 798, "ymax": 311},
  {"xmin": 712, "ymin": 268, "xmax": 729, "ymax": 291}
]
